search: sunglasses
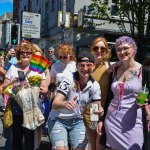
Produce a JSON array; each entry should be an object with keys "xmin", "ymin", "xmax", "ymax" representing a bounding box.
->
[
  {"xmin": 49, "ymin": 51, "xmax": 53, "ymax": 53},
  {"xmin": 20, "ymin": 52, "xmax": 32, "ymax": 55},
  {"xmin": 59, "ymin": 56, "xmax": 68, "ymax": 59},
  {"xmin": 93, "ymin": 46, "xmax": 106, "ymax": 52}
]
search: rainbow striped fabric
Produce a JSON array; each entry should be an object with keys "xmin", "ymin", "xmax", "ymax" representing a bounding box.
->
[{"xmin": 29, "ymin": 54, "xmax": 51, "ymax": 74}]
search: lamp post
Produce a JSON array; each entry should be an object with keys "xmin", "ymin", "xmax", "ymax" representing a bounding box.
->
[{"xmin": 61, "ymin": 0, "xmax": 66, "ymax": 43}]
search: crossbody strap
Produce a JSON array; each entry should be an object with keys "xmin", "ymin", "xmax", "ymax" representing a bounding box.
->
[{"xmin": 18, "ymin": 69, "xmax": 31, "ymax": 80}]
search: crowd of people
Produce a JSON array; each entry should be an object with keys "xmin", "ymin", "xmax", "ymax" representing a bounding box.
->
[{"xmin": 0, "ymin": 35, "xmax": 150, "ymax": 150}]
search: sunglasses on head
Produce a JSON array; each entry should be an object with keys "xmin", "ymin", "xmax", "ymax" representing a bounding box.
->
[
  {"xmin": 20, "ymin": 52, "xmax": 32, "ymax": 55},
  {"xmin": 93, "ymin": 46, "xmax": 106, "ymax": 52},
  {"xmin": 59, "ymin": 56, "xmax": 68, "ymax": 59}
]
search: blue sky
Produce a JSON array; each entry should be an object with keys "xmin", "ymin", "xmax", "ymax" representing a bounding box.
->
[{"xmin": 0, "ymin": 0, "xmax": 13, "ymax": 16}]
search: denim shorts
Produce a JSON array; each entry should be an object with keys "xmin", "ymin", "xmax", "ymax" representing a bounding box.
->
[{"xmin": 48, "ymin": 117, "xmax": 88, "ymax": 149}]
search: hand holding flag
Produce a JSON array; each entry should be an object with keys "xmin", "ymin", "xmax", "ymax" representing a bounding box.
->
[{"xmin": 29, "ymin": 54, "xmax": 52, "ymax": 74}]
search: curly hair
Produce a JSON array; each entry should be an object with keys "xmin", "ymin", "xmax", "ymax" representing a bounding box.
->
[
  {"xmin": 16, "ymin": 40, "xmax": 34, "ymax": 60},
  {"xmin": 57, "ymin": 43, "xmax": 76, "ymax": 61}
]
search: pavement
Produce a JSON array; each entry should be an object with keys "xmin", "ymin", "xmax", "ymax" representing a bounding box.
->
[
  {"xmin": 39, "ymin": 127, "xmax": 52, "ymax": 150},
  {"xmin": 0, "ymin": 116, "xmax": 90, "ymax": 150},
  {"xmin": 39, "ymin": 135, "xmax": 51, "ymax": 150},
  {"xmin": 0, "ymin": 117, "xmax": 51, "ymax": 150}
]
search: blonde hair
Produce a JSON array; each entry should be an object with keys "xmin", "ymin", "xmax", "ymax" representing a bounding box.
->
[
  {"xmin": 16, "ymin": 40, "xmax": 34, "ymax": 60},
  {"xmin": 32, "ymin": 44, "xmax": 44, "ymax": 56},
  {"xmin": 57, "ymin": 43, "xmax": 76, "ymax": 61}
]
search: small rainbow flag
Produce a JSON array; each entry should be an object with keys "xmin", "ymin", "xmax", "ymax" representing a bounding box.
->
[{"xmin": 29, "ymin": 54, "xmax": 52, "ymax": 74}]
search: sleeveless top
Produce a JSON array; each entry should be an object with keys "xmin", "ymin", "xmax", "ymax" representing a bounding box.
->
[{"xmin": 105, "ymin": 66, "xmax": 143, "ymax": 150}]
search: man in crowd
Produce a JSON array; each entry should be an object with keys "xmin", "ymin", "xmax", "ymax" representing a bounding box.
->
[{"xmin": 48, "ymin": 47, "xmax": 57, "ymax": 68}]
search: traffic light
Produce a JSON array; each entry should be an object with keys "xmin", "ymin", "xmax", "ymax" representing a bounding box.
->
[{"xmin": 10, "ymin": 23, "xmax": 20, "ymax": 46}]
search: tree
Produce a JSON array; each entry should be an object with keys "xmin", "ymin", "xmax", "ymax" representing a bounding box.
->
[{"xmin": 89, "ymin": 0, "xmax": 150, "ymax": 62}]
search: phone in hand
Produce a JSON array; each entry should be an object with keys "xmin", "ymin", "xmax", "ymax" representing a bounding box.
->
[
  {"xmin": 90, "ymin": 103, "xmax": 99, "ymax": 121},
  {"xmin": 18, "ymin": 71, "xmax": 25, "ymax": 81}
]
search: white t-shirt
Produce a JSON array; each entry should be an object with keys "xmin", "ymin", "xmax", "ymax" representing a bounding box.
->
[
  {"xmin": 51, "ymin": 61, "xmax": 76, "ymax": 82},
  {"xmin": 6, "ymin": 64, "xmax": 46, "ymax": 81},
  {"xmin": 49, "ymin": 72, "xmax": 101, "ymax": 120}
]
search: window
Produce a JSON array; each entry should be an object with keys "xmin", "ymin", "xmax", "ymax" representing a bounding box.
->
[
  {"xmin": 51, "ymin": 0, "xmax": 55, "ymax": 11},
  {"xmin": 24, "ymin": 5, "xmax": 26, "ymax": 11},
  {"xmin": 111, "ymin": 0, "xmax": 119, "ymax": 16},
  {"xmin": 45, "ymin": 2, "xmax": 49, "ymax": 32},
  {"xmin": 38, "ymin": 9, "xmax": 41, "ymax": 14}
]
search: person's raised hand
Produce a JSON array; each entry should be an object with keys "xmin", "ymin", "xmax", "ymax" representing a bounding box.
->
[
  {"xmin": 107, "ymin": 61, "xmax": 121, "ymax": 73},
  {"xmin": 11, "ymin": 77, "xmax": 19, "ymax": 84},
  {"xmin": 136, "ymin": 98, "xmax": 149, "ymax": 108},
  {"xmin": 94, "ymin": 106, "xmax": 104, "ymax": 116},
  {"xmin": 65, "ymin": 96, "xmax": 78, "ymax": 110}
]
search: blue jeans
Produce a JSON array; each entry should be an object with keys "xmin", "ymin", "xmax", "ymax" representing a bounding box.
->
[{"xmin": 48, "ymin": 117, "xmax": 88, "ymax": 149}]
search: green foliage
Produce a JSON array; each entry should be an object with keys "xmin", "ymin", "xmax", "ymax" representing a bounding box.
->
[{"xmin": 89, "ymin": 0, "xmax": 150, "ymax": 62}]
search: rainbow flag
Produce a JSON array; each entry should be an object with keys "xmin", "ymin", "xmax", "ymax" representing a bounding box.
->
[{"xmin": 29, "ymin": 54, "xmax": 52, "ymax": 74}]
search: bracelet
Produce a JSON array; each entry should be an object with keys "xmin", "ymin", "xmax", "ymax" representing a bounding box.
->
[
  {"xmin": 48, "ymin": 83, "xmax": 56, "ymax": 92},
  {"xmin": 99, "ymin": 116, "xmax": 104, "ymax": 122}
]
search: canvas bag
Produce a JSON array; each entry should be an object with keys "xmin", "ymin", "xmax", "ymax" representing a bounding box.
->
[
  {"xmin": 15, "ymin": 69, "xmax": 45, "ymax": 130},
  {"xmin": 15, "ymin": 86, "xmax": 45, "ymax": 130}
]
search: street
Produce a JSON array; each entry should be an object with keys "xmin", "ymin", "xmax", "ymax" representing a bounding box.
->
[
  {"xmin": 39, "ymin": 135, "xmax": 51, "ymax": 150},
  {"xmin": 0, "ymin": 111, "xmax": 50, "ymax": 150},
  {"xmin": 0, "ymin": 123, "xmax": 51, "ymax": 150},
  {"xmin": 0, "ymin": 119, "xmax": 90, "ymax": 150}
]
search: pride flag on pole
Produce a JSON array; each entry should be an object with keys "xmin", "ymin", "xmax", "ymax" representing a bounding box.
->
[{"xmin": 29, "ymin": 54, "xmax": 52, "ymax": 74}]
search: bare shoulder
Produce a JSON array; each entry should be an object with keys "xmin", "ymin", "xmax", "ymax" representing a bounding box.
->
[{"xmin": 134, "ymin": 61, "xmax": 142, "ymax": 69}]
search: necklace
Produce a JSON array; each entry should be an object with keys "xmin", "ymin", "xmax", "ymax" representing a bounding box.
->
[{"xmin": 122, "ymin": 61, "xmax": 135, "ymax": 82}]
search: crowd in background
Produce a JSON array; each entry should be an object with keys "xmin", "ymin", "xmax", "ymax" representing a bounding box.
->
[{"xmin": 0, "ymin": 35, "xmax": 150, "ymax": 150}]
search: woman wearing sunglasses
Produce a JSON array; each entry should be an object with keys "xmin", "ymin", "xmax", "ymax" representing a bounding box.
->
[
  {"xmin": 49, "ymin": 43, "xmax": 76, "ymax": 99},
  {"xmin": 83, "ymin": 37, "xmax": 117, "ymax": 150},
  {"xmin": 3, "ymin": 40, "xmax": 48, "ymax": 150},
  {"xmin": 48, "ymin": 51, "xmax": 103, "ymax": 150}
]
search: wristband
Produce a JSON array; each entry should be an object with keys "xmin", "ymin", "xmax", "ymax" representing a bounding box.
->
[
  {"xmin": 99, "ymin": 116, "xmax": 104, "ymax": 122},
  {"xmin": 48, "ymin": 83, "xmax": 56, "ymax": 92}
]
